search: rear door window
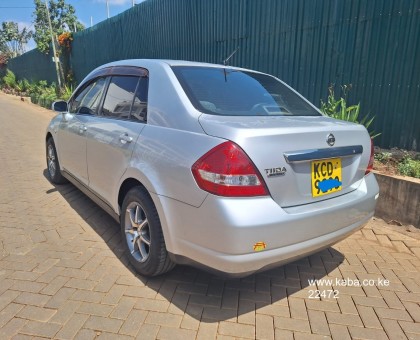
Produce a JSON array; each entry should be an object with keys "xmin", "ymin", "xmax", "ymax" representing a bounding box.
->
[
  {"xmin": 102, "ymin": 76, "xmax": 139, "ymax": 119},
  {"xmin": 130, "ymin": 77, "xmax": 148, "ymax": 122}
]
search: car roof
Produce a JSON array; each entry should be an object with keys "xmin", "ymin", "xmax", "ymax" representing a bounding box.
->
[{"xmin": 98, "ymin": 59, "xmax": 264, "ymax": 74}]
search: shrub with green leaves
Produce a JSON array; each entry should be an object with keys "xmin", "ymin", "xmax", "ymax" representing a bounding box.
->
[
  {"xmin": 59, "ymin": 84, "xmax": 73, "ymax": 101},
  {"xmin": 320, "ymin": 85, "xmax": 380, "ymax": 139},
  {"xmin": 374, "ymin": 152, "xmax": 392, "ymax": 164},
  {"xmin": 398, "ymin": 157, "xmax": 420, "ymax": 178},
  {"xmin": 3, "ymin": 69, "xmax": 16, "ymax": 89}
]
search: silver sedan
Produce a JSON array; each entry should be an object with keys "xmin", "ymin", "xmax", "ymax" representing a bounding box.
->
[{"xmin": 46, "ymin": 59, "xmax": 379, "ymax": 277}]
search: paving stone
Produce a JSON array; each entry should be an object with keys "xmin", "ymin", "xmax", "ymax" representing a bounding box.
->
[
  {"xmin": 20, "ymin": 320, "xmax": 61, "ymax": 338},
  {"xmin": 273, "ymin": 316, "xmax": 311, "ymax": 333},
  {"xmin": 77, "ymin": 302, "xmax": 114, "ymax": 317},
  {"xmin": 0, "ymin": 303, "xmax": 24, "ymax": 327},
  {"xmin": 135, "ymin": 323, "xmax": 160, "ymax": 339},
  {"xmin": 40, "ymin": 276, "xmax": 69, "ymax": 296},
  {"xmin": 157, "ymin": 326, "xmax": 197, "ymax": 340},
  {"xmin": 119, "ymin": 309, "xmax": 148, "ymax": 336},
  {"xmin": 398, "ymin": 321, "xmax": 420, "ymax": 334},
  {"xmin": 306, "ymin": 299, "xmax": 340, "ymax": 312},
  {"xmin": 380, "ymin": 319, "xmax": 407, "ymax": 339},
  {"xmin": 14, "ymin": 292, "xmax": 50, "ymax": 307},
  {"xmin": 402, "ymin": 301, "xmax": 420, "ymax": 322},
  {"xmin": 71, "ymin": 290, "xmax": 105, "ymax": 304},
  {"xmin": 256, "ymin": 314, "xmax": 274, "ymax": 340},
  {"xmin": 196, "ymin": 322, "xmax": 218, "ymax": 340},
  {"xmin": 180, "ymin": 312, "xmax": 200, "ymax": 330},
  {"xmin": 329, "ymin": 324, "xmax": 351, "ymax": 340},
  {"xmin": 348, "ymin": 326, "xmax": 387, "ymax": 339},
  {"xmin": 74, "ymin": 328, "xmax": 97, "ymax": 340},
  {"xmin": 145, "ymin": 311, "xmax": 182, "ymax": 327},
  {"xmin": 353, "ymin": 296, "xmax": 388, "ymax": 308},
  {"xmin": 55, "ymin": 313, "xmax": 89, "ymax": 340},
  {"xmin": 218, "ymin": 321, "xmax": 255, "ymax": 339},
  {"xmin": 356, "ymin": 305, "xmax": 382, "ymax": 329},
  {"xmin": 9, "ymin": 280, "xmax": 46, "ymax": 293},
  {"xmin": 84, "ymin": 315, "xmax": 123, "ymax": 333},
  {"xmin": 0, "ymin": 318, "xmax": 27, "ymax": 338},
  {"xmin": 326, "ymin": 312, "xmax": 363, "ymax": 327},
  {"xmin": 237, "ymin": 299, "xmax": 255, "ymax": 325},
  {"xmin": 288, "ymin": 297, "xmax": 308, "ymax": 320},
  {"xmin": 375, "ymin": 307, "xmax": 413, "ymax": 321},
  {"xmin": 101, "ymin": 284, "xmax": 127, "ymax": 305},
  {"xmin": 134, "ymin": 297, "xmax": 169, "ymax": 312},
  {"xmin": 307, "ymin": 310, "xmax": 330, "ymax": 336},
  {"xmin": 274, "ymin": 328, "xmax": 294, "ymax": 340},
  {"xmin": 16, "ymin": 305, "xmax": 56, "ymax": 322},
  {"xmin": 49, "ymin": 300, "xmax": 81, "ymax": 324}
]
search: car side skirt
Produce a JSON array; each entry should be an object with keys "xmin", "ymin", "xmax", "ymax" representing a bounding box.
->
[{"xmin": 62, "ymin": 171, "xmax": 120, "ymax": 223}]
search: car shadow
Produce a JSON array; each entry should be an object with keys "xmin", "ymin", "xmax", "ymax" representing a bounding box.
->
[{"xmin": 43, "ymin": 170, "xmax": 345, "ymax": 322}]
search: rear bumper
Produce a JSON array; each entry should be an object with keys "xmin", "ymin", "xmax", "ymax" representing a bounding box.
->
[{"xmin": 154, "ymin": 173, "xmax": 379, "ymax": 276}]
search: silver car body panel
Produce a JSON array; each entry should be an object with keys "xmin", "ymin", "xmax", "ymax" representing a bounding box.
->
[
  {"xmin": 57, "ymin": 113, "xmax": 95, "ymax": 185},
  {"xmin": 153, "ymin": 173, "xmax": 378, "ymax": 273},
  {"xmin": 86, "ymin": 118, "xmax": 144, "ymax": 205},
  {"xmin": 46, "ymin": 59, "xmax": 379, "ymax": 275}
]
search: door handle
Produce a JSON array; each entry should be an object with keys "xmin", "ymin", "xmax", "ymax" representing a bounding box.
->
[
  {"xmin": 79, "ymin": 125, "xmax": 87, "ymax": 134},
  {"xmin": 119, "ymin": 133, "xmax": 133, "ymax": 144}
]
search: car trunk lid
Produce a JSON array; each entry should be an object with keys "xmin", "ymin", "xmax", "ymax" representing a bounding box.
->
[{"xmin": 198, "ymin": 114, "xmax": 372, "ymax": 207}]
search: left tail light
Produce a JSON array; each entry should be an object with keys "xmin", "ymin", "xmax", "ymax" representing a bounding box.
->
[
  {"xmin": 365, "ymin": 138, "xmax": 374, "ymax": 175},
  {"xmin": 192, "ymin": 141, "xmax": 269, "ymax": 197}
]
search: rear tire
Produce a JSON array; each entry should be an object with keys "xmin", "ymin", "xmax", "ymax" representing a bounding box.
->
[
  {"xmin": 46, "ymin": 137, "xmax": 68, "ymax": 184},
  {"xmin": 121, "ymin": 186, "xmax": 175, "ymax": 276}
]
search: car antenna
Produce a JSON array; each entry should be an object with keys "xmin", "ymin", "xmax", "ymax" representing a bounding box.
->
[
  {"xmin": 222, "ymin": 46, "xmax": 240, "ymax": 82},
  {"xmin": 223, "ymin": 46, "xmax": 240, "ymax": 66}
]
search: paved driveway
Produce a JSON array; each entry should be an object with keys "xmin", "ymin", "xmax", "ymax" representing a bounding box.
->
[{"xmin": 0, "ymin": 92, "xmax": 419, "ymax": 339}]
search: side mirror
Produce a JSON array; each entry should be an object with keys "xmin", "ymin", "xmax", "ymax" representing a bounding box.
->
[{"xmin": 52, "ymin": 100, "xmax": 68, "ymax": 112}]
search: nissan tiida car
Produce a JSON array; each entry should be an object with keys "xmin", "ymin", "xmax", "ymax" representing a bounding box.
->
[{"xmin": 46, "ymin": 60, "xmax": 379, "ymax": 277}]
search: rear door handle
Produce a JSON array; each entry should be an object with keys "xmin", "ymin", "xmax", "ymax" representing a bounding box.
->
[
  {"xmin": 79, "ymin": 125, "xmax": 87, "ymax": 134},
  {"xmin": 119, "ymin": 133, "xmax": 133, "ymax": 144}
]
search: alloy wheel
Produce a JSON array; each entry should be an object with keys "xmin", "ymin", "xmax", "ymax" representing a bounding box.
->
[{"xmin": 124, "ymin": 202, "xmax": 151, "ymax": 263}]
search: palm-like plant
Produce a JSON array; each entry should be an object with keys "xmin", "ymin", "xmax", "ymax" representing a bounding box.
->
[{"xmin": 321, "ymin": 85, "xmax": 380, "ymax": 139}]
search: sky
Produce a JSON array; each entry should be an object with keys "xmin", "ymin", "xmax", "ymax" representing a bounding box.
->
[{"xmin": 0, "ymin": 0, "xmax": 145, "ymax": 50}]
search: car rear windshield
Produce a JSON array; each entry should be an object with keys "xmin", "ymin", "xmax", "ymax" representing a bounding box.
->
[{"xmin": 172, "ymin": 66, "xmax": 321, "ymax": 116}]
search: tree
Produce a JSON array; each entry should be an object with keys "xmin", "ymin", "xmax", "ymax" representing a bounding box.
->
[
  {"xmin": 33, "ymin": 0, "xmax": 84, "ymax": 54},
  {"xmin": 0, "ymin": 22, "xmax": 33, "ymax": 59}
]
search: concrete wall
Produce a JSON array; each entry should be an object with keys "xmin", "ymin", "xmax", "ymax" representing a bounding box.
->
[{"xmin": 374, "ymin": 172, "xmax": 420, "ymax": 228}]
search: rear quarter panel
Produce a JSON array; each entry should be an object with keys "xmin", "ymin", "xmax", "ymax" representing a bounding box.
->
[{"xmin": 117, "ymin": 124, "xmax": 224, "ymax": 209}]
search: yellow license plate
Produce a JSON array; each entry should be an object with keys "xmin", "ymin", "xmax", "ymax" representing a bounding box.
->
[{"xmin": 311, "ymin": 158, "xmax": 342, "ymax": 197}]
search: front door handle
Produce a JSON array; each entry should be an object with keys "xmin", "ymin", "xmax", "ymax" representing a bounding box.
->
[
  {"xmin": 79, "ymin": 125, "xmax": 87, "ymax": 134},
  {"xmin": 119, "ymin": 133, "xmax": 133, "ymax": 144}
]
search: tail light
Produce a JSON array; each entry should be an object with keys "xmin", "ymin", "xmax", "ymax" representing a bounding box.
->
[
  {"xmin": 192, "ymin": 141, "xmax": 268, "ymax": 197},
  {"xmin": 365, "ymin": 138, "xmax": 374, "ymax": 175}
]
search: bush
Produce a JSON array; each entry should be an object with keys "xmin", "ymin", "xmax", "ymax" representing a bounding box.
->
[
  {"xmin": 398, "ymin": 157, "xmax": 420, "ymax": 178},
  {"xmin": 3, "ymin": 70, "xmax": 17, "ymax": 89},
  {"xmin": 374, "ymin": 151, "xmax": 392, "ymax": 164},
  {"xmin": 59, "ymin": 84, "xmax": 73, "ymax": 101},
  {"xmin": 320, "ymin": 85, "xmax": 380, "ymax": 139},
  {"xmin": 1, "ymin": 74, "xmax": 69, "ymax": 109}
]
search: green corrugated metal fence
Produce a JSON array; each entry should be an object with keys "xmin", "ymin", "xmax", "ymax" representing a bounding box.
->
[
  {"xmin": 7, "ymin": 48, "xmax": 57, "ymax": 84},
  {"xmin": 7, "ymin": 0, "xmax": 420, "ymax": 150}
]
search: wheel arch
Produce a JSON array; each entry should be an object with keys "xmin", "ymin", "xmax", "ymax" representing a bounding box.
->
[
  {"xmin": 117, "ymin": 175, "xmax": 174, "ymax": 253},
  {"xmin": 46, "ymin": 132, "xmax": 53, "ymax": 143},
  {"xmin": 118, "ymin": 178, "xmax": 149, "ymax": 209}
]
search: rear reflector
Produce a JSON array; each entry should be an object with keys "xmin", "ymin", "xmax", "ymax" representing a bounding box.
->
[{"xmin": 192, "ymin": 141, "xmax": 268, "ymax": 197}]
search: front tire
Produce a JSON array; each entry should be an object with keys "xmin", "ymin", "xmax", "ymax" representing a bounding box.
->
[
  {"xmin": 121, "ymin": 187, "xmax": 175, "ymax": 276},
  {"xmin": 46, "ymin": 137, "xmax": 68, "ymax": 184}
]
